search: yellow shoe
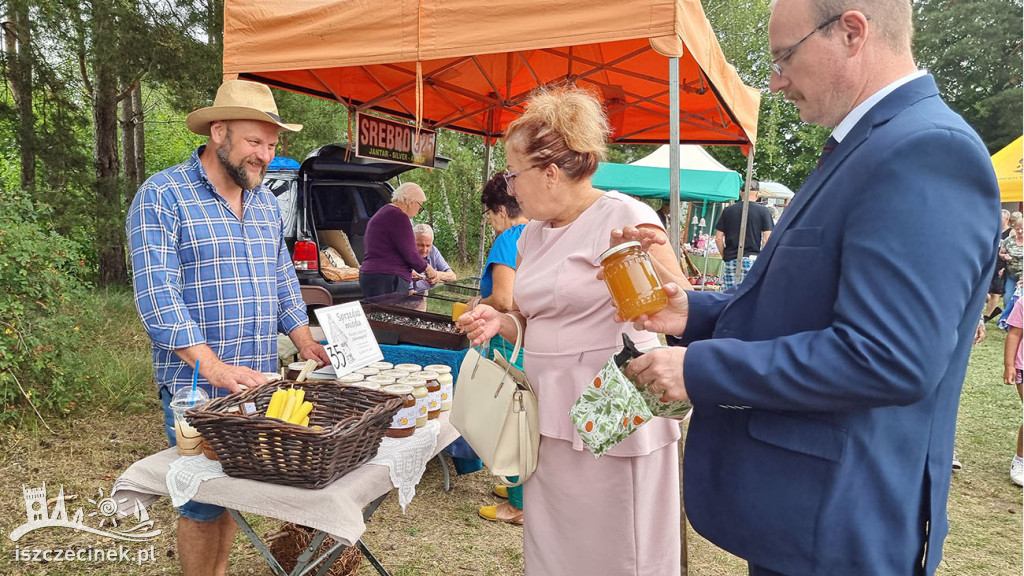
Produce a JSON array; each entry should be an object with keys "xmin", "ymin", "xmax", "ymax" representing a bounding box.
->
[
  {"xmin": 492, "ymin": 485, "xmax": 508, "ymax": 499},
  {"xmin": 478, "ymin": 502, "xmax": 523, "ymax": 525}
]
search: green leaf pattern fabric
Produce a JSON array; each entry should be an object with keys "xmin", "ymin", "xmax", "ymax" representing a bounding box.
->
[{"xmin": 570, "ymin": 357, "xmax": 654, "ymax": 458}]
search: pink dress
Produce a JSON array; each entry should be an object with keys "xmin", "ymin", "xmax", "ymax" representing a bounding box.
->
[{"xmin": 515, "ymin": 191, "xmax": 681, "ymax": 576}]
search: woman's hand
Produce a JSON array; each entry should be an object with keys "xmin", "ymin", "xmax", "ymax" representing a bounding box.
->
[
  {"xmin": 610, "ymin": 225, "xmax": 666, "ymax": 253},
  {"xmin": 456, "ymin": 304, "xmax": 501, "ymax": 346}
]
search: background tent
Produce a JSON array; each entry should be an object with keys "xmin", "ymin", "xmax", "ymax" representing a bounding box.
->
[
  {"xmin": 592, "ymin": 162, "xmax": 740, "ymax": 203},
  {"xmin": 629, "ymin": 144, "xmax": 736, "ymax": 172},
  {"xmin": 758, "ymin": 180, "xmax": 795, "ymax": 200},
  {"xmin": 992, "ymin": 136, "xmax": 1022, "ymax": 203}
]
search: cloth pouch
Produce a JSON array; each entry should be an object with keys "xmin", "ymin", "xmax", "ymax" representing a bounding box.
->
[{"xmin": 569, "ymin": 356, "xmax": 654, "ymax": 458}]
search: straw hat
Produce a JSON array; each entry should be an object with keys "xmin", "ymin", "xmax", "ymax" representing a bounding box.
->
[{"xmin": 186, "ymin": 79, "xmax": 302, "ymax": 136}]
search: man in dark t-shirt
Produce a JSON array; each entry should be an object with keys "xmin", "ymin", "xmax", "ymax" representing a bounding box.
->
[{"xmin": 715, "ymin": 179, "xmax": 774, "ymax": 289}]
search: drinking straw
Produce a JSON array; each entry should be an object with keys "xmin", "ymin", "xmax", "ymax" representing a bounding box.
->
[{"xmin": 191, "ymin": 360, "xmax": 200, "ymax": 406}]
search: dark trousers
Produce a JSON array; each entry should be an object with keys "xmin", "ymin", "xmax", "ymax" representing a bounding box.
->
[{"xmin": 359, "ymin": 272, "xmax": 411, "ymax": 298}]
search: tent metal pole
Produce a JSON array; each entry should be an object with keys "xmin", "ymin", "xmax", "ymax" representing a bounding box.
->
[
  {"xmin": 735, "ymin": 147, "xmax": 755, "ymax": 284},
  {"xmin": 478, "ymin": 136, "xmax": 493, "ymax": 277},
  {"xmin": 669, "ymin": 57, "xmax": 681, "ymax": 263}
]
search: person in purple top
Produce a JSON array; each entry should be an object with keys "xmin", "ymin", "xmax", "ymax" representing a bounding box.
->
[
  {"xmin": 359, "ymin": 182, "xmax": 438, "ymax": 297},
  {"xmin": 410, "ymin": 224, "xmax": 457, "ymax": 292}
]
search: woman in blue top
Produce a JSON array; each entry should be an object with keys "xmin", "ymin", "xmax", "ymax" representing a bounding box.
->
[{"xmin": 472, "ymin": 172, "xmax": 529, "ymax": 525}]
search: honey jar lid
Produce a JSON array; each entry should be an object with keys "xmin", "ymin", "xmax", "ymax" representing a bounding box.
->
[
  {"xmin": 414, "ymin": 371, "xmax": 440, "ymax": 381},
  {"xmin": 382, "ymin": 384, "xmax": 414, "ymax": 396},
  {"xmin": 394, "ymin": 363, "xmax": 422, "ymax": 373},
  {"xmin": 424, "ymin": 364, "xmax": 452, "ymax": 374},
  {"xmin": 397, "ymin": 376, "xmax": 427, "ymax": 387},
  {"xmin": 369, "ymin": 361, "xmax": 394, "ymax": 370},
  {"xmin": 366, "ymin": 375, "xmax": 396, "ymax": 385},
  {"xmin": 338, "ymin": 373, "xmax": 364, "ymax": 383},
  {"xmin": 597, "ymin": 241, "xmax": 643, "ymax": 265},
  {"xmin": 355, "ymin": 367, "xmax": 380, "ymax": 376},
  {"xmin": 352, "ymin": 381, "xmax": 382, "ymax": 391}
]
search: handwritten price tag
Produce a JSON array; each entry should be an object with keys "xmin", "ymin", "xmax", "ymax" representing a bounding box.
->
[{"xmin": 313, "ymin": 302, "xmax": 384, "ymax": 377}]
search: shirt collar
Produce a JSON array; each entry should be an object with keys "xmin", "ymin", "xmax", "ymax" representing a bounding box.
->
[{"xmin": 831, "ymin": 70, "xmax": 927, "ymax": 143}]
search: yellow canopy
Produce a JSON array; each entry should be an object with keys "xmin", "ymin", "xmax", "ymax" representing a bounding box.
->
[
  {"xmin": 992, "ymin": 136, "xmax": 1022, "ymax": 203},
  {"xmin": 222, "ymin": 0, "xmax": 760, "ymax": 147}
]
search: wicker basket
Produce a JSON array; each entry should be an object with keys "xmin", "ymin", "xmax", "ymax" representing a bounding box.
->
[{"xmin": 186, "ymin": 381, "xmax": 403, "ymax": 489}]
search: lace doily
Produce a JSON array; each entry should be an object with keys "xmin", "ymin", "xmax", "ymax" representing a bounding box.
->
[
  {"xmin": 166, "ymin": 454, "xmax": 227, "ymax": 507},
  {"xmin": 368, "ymin": 419, "xmax": 441, "ymax": 512}
]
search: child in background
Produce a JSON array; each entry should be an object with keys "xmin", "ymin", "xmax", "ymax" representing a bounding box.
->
[{"xmin": 1003, "ymin": 298, "xmax": 1023, "ymax": 486}]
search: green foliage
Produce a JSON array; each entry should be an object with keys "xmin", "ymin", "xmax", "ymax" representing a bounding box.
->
[
  {"xmin": 0, "ymin": 188, "xmax": 93, "ymax": 425},
  {"xmin": 914, "ymin": 0, "xmax": 1023, "ymax": 153},
  {"xmin": 273, "ymin": 90, "xmax": 353, "ymax": 161}
]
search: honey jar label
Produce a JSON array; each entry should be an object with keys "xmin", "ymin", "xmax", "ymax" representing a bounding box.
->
[
  {"xmin": 428, "ymin": 390, "xmax": 441, "ymax": 410},
  {"xmin": 391, "ymin": 405, "xmax": 417, "ymax": 429}
]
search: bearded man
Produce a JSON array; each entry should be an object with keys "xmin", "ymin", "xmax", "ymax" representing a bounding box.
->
[{"xmin": 126, "ymin": 79, "xmax": 328, "ymax": 576}]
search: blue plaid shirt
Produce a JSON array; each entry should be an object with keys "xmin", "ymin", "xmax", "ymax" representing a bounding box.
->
[{"xmin": 127, "ymin": 147, "xmax": 308, "ymax": 398}]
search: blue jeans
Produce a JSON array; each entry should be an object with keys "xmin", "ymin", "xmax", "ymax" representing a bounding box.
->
[
  {"xmin": 159, "ymin": 386, "xmax": 226, "ymax": 522},
  {"xmin": 1004, "ymin": 273, "xmax": 1020, "ymax": 311}
]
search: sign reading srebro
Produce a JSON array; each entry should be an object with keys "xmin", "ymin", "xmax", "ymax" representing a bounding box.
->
[{"xmin": 356, "ymin": 112, "xmax": 437, "ymax": 168}]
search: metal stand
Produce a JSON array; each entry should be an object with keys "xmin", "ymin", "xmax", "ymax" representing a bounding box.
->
[{"xmin": 229, "ymin": 492, "xmax": 394, "ymax": 576}]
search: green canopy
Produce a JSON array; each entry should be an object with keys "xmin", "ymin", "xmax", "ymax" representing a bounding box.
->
[{"xmin": 592, "ymin": 162, "xmax": 741, "ymax": 202}]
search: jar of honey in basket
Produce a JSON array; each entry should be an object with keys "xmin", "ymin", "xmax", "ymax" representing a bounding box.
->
[
  {"xmin": 381, "ymin": 385, "xmax": 417, "ymax": 438},
  {"xmin": 597, "ymin": 241, "xmax": 667, "ymax": 321}
]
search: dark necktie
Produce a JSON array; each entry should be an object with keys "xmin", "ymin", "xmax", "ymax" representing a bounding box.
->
[{"xmin": 817, "ymin": 136, "xmax": 839, "ymax": 169}]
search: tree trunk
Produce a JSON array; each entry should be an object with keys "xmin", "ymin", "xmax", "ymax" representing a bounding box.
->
[
  {"xmin": 3, "ymin": 1, "xmax": 36, "ymax": 194},
  {"xmin": 132, "ymin": 83, "xmax": 145, "ymax": 184},
  {"xmin": 92, "ymin": 4, "xmax": 126, "ymax": 286},
  {"xmin": 121, "ymin": 82, "xmax": 138, "ymax": 189}
]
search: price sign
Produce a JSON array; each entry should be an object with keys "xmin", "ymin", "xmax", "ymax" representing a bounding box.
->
[{"xmin": 313, "ymin": 301, "xmax": 383, "ymax": 377}]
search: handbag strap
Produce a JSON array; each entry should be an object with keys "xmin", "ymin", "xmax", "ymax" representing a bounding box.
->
[
  {"xmin": 504, "ymin": 313, "xmax": 524, "ymax": 365},
  {"xmin": 497, "ymin": 389, "xmax": 535, "ymax": 488}
]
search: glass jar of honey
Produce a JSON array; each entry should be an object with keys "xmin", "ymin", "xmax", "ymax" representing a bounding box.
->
[
  {"xmin": 597, "ymin": 241, "xmax": 667, "ymax": 321},
  {"xmin": 415, "ymin": 371, "xmax": 441, "ymax": 420},
  {"xmin": 404, "ymin": 379, "xmax": 429, "ymax": 427},
  {"xmin": 424, "ymin": 365, "xmax": 453, "ymax": 411},
  {"xmin": 382, "ymin": 384, "xmax": 417, "ymax": 438}
]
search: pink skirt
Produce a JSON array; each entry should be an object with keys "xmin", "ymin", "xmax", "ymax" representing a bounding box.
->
[{"xmin": 523, "ymin": 435, "xmax": 681, "ymax": 576}]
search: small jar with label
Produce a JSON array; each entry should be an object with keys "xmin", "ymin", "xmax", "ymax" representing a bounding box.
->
[
  {"xmin": 597, "ymin": 241, "xmax": 667, "ymax": 322},
  {"xmin": 394, "ymin": 363, "xmax": 422, "ymax": 374},
  {"xmin": 415, "ymin": 371, "xmax": 441, "ymax": 419},
  {"xmin": 338, "ymin": 373, "xmax": 364, "ymax": 385},
  {"xmin": 425, "ymin": 365, "xmax": 454, "ymax": 411},
  {"xmin": 370, "ymin": 361, "xmax": 394, "ymax": 371},
  {"xmin": 366, "ymin": 375, "xmax": 396, "ymax": 388},
  {"xmin": 404, "ymin": 379, "xmax": 429, "ymax": 427},
  {"xmin": 381, "ymin": 385, "xmax": 417, "ymax": 438},
  {"xmin": 381, "ymin": 369, "xmax": 408, "ymax": 380},
  {"xmin": 355, "ymin": 366, "xmax": 380, "ymax": 377}
]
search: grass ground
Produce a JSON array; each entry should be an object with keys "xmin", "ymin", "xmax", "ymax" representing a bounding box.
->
[{"xmin": 0, "ymin": 288, "xmax": 1019, "ymax": 575}]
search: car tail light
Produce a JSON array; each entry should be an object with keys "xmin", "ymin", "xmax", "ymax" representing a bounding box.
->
[{"xmin": 293, "ymin": 241, "xmax": 319, "ymax": 271}]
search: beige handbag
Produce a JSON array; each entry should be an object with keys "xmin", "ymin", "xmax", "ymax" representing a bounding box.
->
[{"xmin": 450, "ymin": 314, "xmax": 539, "ymax": 487}]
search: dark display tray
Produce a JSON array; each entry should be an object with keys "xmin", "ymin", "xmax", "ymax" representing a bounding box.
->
[{"xmin": 361, "ymin": 299, "xmax": 470, "ymax": 351}]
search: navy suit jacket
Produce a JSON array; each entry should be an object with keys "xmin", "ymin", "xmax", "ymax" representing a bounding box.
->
[{"xmin": 679, "ymin": 76, "xmax": 1000, "ymax": 575}]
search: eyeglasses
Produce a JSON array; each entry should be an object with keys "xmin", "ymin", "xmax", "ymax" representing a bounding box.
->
[
  {"xmin": 503, "ymin": 166, "xmax": 541, "ymax": 193},
  {"xmin": 771, "ymin": 15, "xmax": 841, "ymax": 76}
]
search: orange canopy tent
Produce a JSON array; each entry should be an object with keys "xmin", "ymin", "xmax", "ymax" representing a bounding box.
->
[{"xmin": 222, "ymin": 0, "xmax": 760, "ymax": 147}]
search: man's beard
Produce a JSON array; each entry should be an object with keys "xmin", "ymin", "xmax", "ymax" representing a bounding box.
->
[{"xmin": 217, "ymin": 143, "xmax": 266, "ymax": 190}]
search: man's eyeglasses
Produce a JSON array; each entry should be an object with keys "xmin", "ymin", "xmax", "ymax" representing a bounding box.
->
[{"xmin": 771, "ymin": 14, "xmax": 841, "ymax": 76}]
